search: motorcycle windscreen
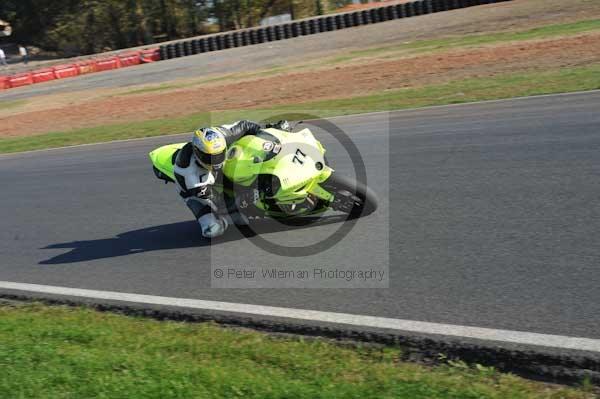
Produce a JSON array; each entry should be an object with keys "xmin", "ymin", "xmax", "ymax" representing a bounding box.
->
[
  {"xmin": 148, "ymin": 143, "xmax": 186, "ymax": 181},
  {"xmin": 270, "ymin": 128, "xmax": 326, "ymax": 193}
]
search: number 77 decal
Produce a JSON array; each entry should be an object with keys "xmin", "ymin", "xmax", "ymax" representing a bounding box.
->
[{"xmin": 292, "ymin": 148, "xmax": 306, "ymax": 165}]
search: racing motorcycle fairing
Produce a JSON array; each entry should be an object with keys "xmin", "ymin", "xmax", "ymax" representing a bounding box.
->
[{"xmin": 148, "ymin": 126, "xmax": 377, "ymax": 220}]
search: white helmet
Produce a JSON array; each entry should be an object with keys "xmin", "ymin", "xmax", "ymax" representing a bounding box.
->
[{"xmin": 192, "ymin": 128, "xmax": 227, "ymax": 169}]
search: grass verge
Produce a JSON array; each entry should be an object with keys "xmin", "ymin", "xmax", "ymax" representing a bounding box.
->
[
  {"xmin": 2, "ymin": 64, "xmax": 600, "ymax": 154},
  {"xmin": 0, "ymin": 99, "xmax": 26, "ymax": 111},
  {"xmin": 0, "ymin": 303, "xmax": 593, "ymax": 399},
  {"xmin": 407, "ymin": 19, "xmax": 600, "ymax": 51},
  {"xmin": 332, "ymin": 19, "xmax": 600, "ymax": 62}
]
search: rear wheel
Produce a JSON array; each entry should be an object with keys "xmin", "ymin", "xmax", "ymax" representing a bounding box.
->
[{"xmin": 321, "ymin": 173, "xmax": 378, "ymax": 218}]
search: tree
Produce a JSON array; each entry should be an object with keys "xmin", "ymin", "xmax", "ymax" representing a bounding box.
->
[{"xmin": 0, "ymin": 0, "xmax": 339, "ymax": 56}]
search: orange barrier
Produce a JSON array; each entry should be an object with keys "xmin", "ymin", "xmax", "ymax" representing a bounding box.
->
[
  {"xmin": 118, "ymin": 51, "xmax": 142, "ymax": 67},
  {"xmin": 0, "ymin": 76, "xmax": 10, "ymax": 90},
  {"xmin": 140, "ymin": 48, "xmax": 161, "ymax": 63},
  {"xmin": 32, "ymin": 68, "xmax": 57, "ymax": 83},
  {"xmin": 4, "ymin": 47, "xmax": 161, "ymax": 90},
  {"xmin": 95, "ymin": 57, "xmax": 121, "ymax": 72},
  {"xmin": 53, "ymin": 64, "xmax": 80, "ymax": 79},
  {"xmin": 9, "ymin": 73, "xmax": 34, "ymax": 88},
  {"xmin": 76, "ymin": 60, "xmax": 97, "ymax": 74}
]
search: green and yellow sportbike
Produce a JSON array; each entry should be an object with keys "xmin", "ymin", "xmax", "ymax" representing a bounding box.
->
[{"xmin": 149, "ymin": 126, "xmax": 377, "ymax": 221}]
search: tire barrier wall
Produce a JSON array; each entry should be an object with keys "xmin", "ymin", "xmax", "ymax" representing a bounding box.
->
[
  {"xmin": 0, "ymin": 48, "xmax": 160, "ymax": 91},
  {"xmin": 160, "ymin": 0, "xmax": 513, "ymax": 61},
  {"xmin": 0, "ymin": 0, "xmax": 510, "ymax": 90}
]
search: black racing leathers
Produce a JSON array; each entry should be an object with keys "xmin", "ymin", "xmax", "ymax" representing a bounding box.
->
[{"xmin": 173, "ymin": 120, "xmax": 262, "ymax": 221}]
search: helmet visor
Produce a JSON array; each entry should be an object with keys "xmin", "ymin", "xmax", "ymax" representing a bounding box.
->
[{"xmin": 194, "ymin": 146, "xmax": 225, "ymax": 168}]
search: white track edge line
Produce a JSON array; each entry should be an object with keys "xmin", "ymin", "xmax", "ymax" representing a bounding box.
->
[
  {"xmin": 3, "ymin": 89, "xmax": 600, "ymax": 158},
  {"xmin": 1, "ymin": 281, "xmax": 599, "ymax": 353}
]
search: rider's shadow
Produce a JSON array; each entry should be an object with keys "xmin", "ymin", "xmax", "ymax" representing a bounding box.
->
[{"xmin": 39, "ymin": 215, "xmax": 347, "ymax": 265}]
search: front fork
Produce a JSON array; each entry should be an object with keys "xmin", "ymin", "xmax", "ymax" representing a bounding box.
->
[{"xmin": 307, "ymin": 167, "xmax": 335, "ymax": 203}]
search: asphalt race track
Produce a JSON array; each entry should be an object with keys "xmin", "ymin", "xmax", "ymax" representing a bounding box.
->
[{"xmin": 1, "ymin": 91, "xmax": 600, "ymax": 353}]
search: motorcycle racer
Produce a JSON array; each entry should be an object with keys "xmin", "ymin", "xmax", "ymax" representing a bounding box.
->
[{"xmin": 173, "ymin": 119, "xmax": 290, "ymax": 238}]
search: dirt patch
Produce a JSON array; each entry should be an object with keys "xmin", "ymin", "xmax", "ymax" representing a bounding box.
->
[{"xmin": 1, "ymin": 32, "xmax": 600, "ymax": 138}]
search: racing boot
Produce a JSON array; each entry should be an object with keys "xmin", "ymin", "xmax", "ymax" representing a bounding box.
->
[
  {"xmin": 198, "ymin": 212, "xmax": 229, "ymax": 238},
  {"xmin": 198, "ymin": 210, "xmax": 249, "ymax": 238}
]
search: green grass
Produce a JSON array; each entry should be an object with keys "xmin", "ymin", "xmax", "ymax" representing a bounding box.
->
[
  {"xmin": 332, "ymin": 19, "xmax": 600, "ymax": 63},
  {"xmin": 2, "ymin": 63, "xmax": 600, "ymax": 154},
  {"xmin": 0, "ymin": 113, "xmax": 208, "ymax": 154},
  {"xmin": 0, "ymin": 99, "xmax": 26, "ymax": 110},
  {"xmin": 0, "ymin": 303, "xmax": 592, "ymax": 399},
  {"xmin": 407, "ymin": 19, "xmax": 600, "ymax": 51}
]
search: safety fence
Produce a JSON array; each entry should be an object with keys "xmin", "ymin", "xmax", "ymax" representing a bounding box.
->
[
  {"xmin": 0, "ymin": 0, "xmax": 511, "ymax": 91},
  {"xmin": 159, "ymin": 0, "xmax": 512, "ymax": 60},
  {"xmin": 0, "ymin": 48, "xmax": 160, "ymax": 90}
]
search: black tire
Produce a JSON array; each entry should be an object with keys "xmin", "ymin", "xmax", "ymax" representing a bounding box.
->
[
  {"xmin": 240, "ymin": 31, "xmax": 249, "ymax": 46},
  {"xmin": 183, "ymin": 40, "xmax": 193, "ymax": 56},
  {"xmin": 317, "ymin": 18, "xmax": 327, "ymax": 32},
  {"xmin": 274, "ymin": 25, "xmax": 283, "ymax": 40},
  {"xmin": 291, "ymin": 22, "xmax": 299, "ymax": 37},
  {"xmin": 322, "ymin": 173, "xmax": 378, "ymax": 218},
  {"xmin": 159, "ymin": 45, "xmax": 168, "ymax": 60},
  {"xmin": 224, "ymin": 34, "xmax": 234, "ymax": 48},
  {"xmin": 174, "ymin": 42, "xmax": 184, "ymax": 57},
  {"xmin": 283, "ymin": 24, "xmax": 292, "ymax": 39},
  {"xmin": 197, "ymin": 38, "xmax": 207, "ymax": 53},
  {"xmin": 216, "ymin": 35, "xmax": 225, "ymax": 49}
]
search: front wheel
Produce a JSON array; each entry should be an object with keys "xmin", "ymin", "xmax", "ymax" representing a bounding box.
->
[{"xmin": 321, "ymin": 173, "xmax": 378, "ymax": 218}]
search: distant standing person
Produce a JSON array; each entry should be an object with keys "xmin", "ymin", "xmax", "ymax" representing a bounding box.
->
[
  {"xmin": 0, "ymin": 48, "xmax": 6, "ymax": 67},
  {"xmin": 18, "ymin": 45, "xmax": 28, "ymax": 64}
]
